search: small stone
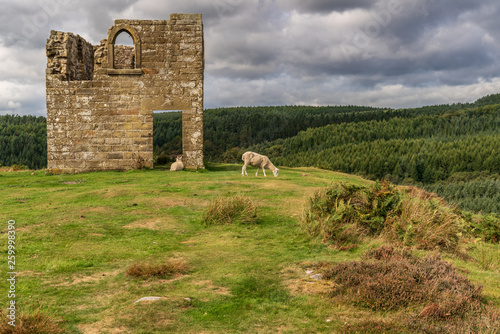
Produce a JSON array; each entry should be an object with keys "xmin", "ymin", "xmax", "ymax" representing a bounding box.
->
[
  {"xmin": 134, "ymin": 296, "xmax": 162, "ymax": 303},
  {"xmin": 310, "ymin": 274, "xmax": 323, "ymax": 280}
]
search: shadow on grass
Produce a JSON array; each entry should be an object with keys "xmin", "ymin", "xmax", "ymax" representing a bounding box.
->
[
  {"xmin": 205, "ymin": 163, "xmax": 242, "ymax": 172},
  {"xmin": 184, "ymin": 274, "xmax": 290, "ymax": 331}
]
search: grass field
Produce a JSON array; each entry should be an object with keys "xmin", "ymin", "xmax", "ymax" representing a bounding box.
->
[{"xmin": 0, "ymin": 164, "xmax": 499, "ymax": 333}]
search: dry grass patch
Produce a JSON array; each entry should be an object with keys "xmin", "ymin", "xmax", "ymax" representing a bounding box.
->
[
  {"xmin": 123, "ymin": 217, "xmax": 178, "ymax": 230},
  {"xmin": 0, "ymin": 308, "xmax": 65, "ymax": 334},
  {"xmin": 77, "ymin": 316, "xmax": 128, "ymax": 334},
  {"xmin": 150, "ymin": 197, "xmax": 192, "ymax": 208},
  {"xmin": 54, "ymin": 269, "xmax": 121, "ymax": 287},
  {"xmin": 126, "ymin": 258, "xmax": 189, "ymax": 279},
  {"xmin": 201, "ymin": 195, "xmax": 258, "ymax": 225},
  {"xmin": 192, "ymin": 280, "xmax": 232, "ymax": 296},
  {"xmin": 341, "ymin": 319, "xmax": 409, "ymax": 334}
]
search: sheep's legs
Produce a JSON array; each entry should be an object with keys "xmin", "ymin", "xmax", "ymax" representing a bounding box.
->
[{"xmin": 243, "ymin": 163, "xmax": 267, "ymax": 177}]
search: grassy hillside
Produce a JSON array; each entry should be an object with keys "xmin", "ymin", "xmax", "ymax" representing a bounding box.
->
[{"xmin": 1, "ymin": 166, "xmax": 499, "ymax": 333}]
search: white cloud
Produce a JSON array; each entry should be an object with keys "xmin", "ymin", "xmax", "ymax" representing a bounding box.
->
[
  {"xmin": 0, "ymin": 80, "xmax": 45, "ymax": 116},
  {"xmin": 0, "ymin": 45, "xmax": 45, "ymax": 82}
]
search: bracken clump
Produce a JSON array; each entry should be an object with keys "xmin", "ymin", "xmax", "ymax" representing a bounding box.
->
[{"xmin": 301, "ymin": 181, "xmax": 465, "ymax": 251}]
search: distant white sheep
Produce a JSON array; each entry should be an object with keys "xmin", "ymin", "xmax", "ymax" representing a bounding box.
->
[
  {"xmin": 242, "ymin": 151, "xmax": 279, "ymax": 177},
  {"xmin": 170, "ymin": 155, "xmax": 184, "ymax": 171}
]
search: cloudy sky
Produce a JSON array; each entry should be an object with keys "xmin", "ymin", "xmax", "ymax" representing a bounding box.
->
[{"xmin": 1, "ymin": 0, "xmax": 500, "ymax": 116}]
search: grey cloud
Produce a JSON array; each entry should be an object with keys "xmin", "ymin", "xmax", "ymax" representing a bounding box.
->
[
  {"xmin": 2, "ymin": 0, "xmax": 500, "ymax": 116},
  {"xmin": 0, "ymin": 1, "xmax": 71, "ymax": 49},
  {"xmin": 276, "ymin": 0, "xmax": 373, "ymax": 14},
  {"xmin": 128, "ymin": 0, "xmax": 253, "ymax": 26},
  {"xmin": 66, "ymin": 0, "xmax": 139, "ymax": 43},
  {"xmin": 367, "ymin": 0, "xmax": 490, "ymax": 47}
]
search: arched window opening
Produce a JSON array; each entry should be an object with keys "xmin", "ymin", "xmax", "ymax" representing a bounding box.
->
[{"xmin": 113, "ymin": 31, "xmax": 135, "ymax": 69}]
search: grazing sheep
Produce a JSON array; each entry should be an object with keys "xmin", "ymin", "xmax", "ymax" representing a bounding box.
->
[
  {"xmin": 170, "ymin": 155, "xmax": 184, "ymax": 171},
  {"xmin": 242, "ymin": 151, "xmax": 279, "ymax": 177}
]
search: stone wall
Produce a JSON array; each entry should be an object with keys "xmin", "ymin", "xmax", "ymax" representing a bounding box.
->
[
  {"xmin": 113, "ymin": 45, "xmax": 135, "ymax": 69},
  {"xmin": 46, "ymin": 14, "xmax": 204, "ymax": 174},
  {"xmin": 46, "ymin": 31, "xmax": 94, "ymax": 81}
]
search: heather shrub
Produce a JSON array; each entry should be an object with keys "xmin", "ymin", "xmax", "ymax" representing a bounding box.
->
[{"xmin": 323, "ymin": 246, "xmax": 483, "ymax": 317}]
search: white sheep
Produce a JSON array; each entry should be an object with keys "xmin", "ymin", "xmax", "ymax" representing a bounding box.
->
[
  {"xmin": 242, "ymin": 151, "xmax": 279, "ymax": 177},
  {"xmin": 170, "ymin": 155, "xmax": 184, "ymax": 171}
]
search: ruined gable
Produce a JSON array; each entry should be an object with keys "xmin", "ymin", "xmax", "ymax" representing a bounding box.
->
[{"xmin": 46, "ymin": 14, "xmax": 204, "ymax": 173}]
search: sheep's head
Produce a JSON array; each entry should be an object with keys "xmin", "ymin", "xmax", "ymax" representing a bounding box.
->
[{"xmin": 273, "ymin": 168, "xmax": 279, "ymax": 177}]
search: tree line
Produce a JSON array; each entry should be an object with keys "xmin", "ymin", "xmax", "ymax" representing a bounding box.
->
[
  {"xmin": 243, "ymin": 101, "xmax": 500, "ymax": 214},
  {"xmin": 2, "ymin": 94, "xmax": 500, "ymax": 213},
  {"xmin": 0, "ymin": 115, "xmax": 46, "ymax": 169}
]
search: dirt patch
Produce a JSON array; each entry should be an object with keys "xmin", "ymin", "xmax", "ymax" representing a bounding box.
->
[
  {"xmin": 61, "ymin": 180, "xmax": 84, "ymax": 185},
  {"xmin": 78, "ymin": 319, "xmax": 129, "ymax": 334},
  {"xmin": 101, "ymin": 189, "xmax": 131, "ymax": 199},
  {"xmin": 123, "ymin": 217, "xmax": 179, "ymax": 230},
  {"xmin": 17, "ymin": 270, "xmax": 44, "ymax": 277},
  {"xmin": 150, "ymin": 197, "xmax": 192, "ymax": 207},
  {"xmin": 13, "ymin": 223, "xmax": 46, "ymax": 233},
  {"xmin": 84, "ymin": 207, "xmax": 110, "ymax": 213},
  {"xmin": 282, "ymin": 264, "xmax": 336, "ymax": 296},
  {"xmin": 54, "ymin": 269, "xmax": 121, "ymax": 287},
  {"xmin": 180, "ymin": 239, "xmax": 199, "ymax": 246},
  {"xmin": 139, "ymin": 275, "xmax": 188, "ymax": 287},
  {"xmin": 193, "ymin": 280, "xmax": 232, "ymax": 296}
]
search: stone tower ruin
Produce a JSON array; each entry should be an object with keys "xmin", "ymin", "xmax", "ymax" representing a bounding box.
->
[{"xmin": 46, "ymin": 14, "xmax": 204, "ymax": 173}]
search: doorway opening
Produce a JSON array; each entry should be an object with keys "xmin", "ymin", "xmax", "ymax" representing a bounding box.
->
[{"xmin": 153, "ymin": 110, "xmax": 183, "ymax": 166}]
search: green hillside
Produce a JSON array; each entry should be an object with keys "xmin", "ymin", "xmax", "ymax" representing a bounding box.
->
[
  {"xmin": 246, "ymin": 103, "xmax": 500, "ymax": 214},
  {"xmin": 0, "ymin": 167, "xmax": 499, "ymax": 333},
  {"xmin": 250, "ymin": 104, "xmax": 500, "ymax": 179}
]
